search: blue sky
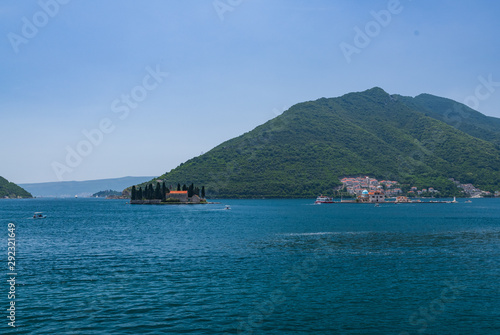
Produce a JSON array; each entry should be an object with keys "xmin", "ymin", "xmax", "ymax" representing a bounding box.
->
[{"xmin": 1, "ymin": 0, "xmax": 500, "ymax": 183}]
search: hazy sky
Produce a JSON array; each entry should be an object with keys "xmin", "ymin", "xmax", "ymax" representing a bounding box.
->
[{"xmin": 2, "ymin": 0, "xmax": 500, "ymax": 183}]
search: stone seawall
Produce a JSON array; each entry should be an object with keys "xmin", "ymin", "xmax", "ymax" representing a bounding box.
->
[{"xmin": 130, "ymin": 200, "xmax": 162, "ymax": 204}]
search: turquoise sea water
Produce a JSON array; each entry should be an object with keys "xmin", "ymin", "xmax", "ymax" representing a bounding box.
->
[{"xmin": 1, "ymin": 198, "xmax": 499, "ymax": 334}]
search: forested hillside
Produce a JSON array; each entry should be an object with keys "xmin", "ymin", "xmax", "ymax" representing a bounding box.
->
[{"xmin": 131, "ymin": 88, "xmax": 500, "ymax": 198}]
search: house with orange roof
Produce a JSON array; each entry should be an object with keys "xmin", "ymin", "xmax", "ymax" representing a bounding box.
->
[{"xmin": 368, "ymin": 190, "xmax": 385, "ymax": 203}]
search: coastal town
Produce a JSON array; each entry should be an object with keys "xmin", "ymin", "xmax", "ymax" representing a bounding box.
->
[
  {"xmin": 314, "ymin": 176, "xmax": 498, "ymax": 204},
  {"xmin": 339, "ymin": 176, "xmax": 498, "ymax": 199},
  {"xmin": 449, "ymin": 178, "xmax": 498, "ymax": 198}
]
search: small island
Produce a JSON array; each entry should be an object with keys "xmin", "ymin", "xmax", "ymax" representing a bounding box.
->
[
  {"xmin": 92, "ymin": 189, "xmax": 123, "ymax": 198},
  {"xmin": 130, "ymin": 182, "xmax": 208, "ymax": 205}
]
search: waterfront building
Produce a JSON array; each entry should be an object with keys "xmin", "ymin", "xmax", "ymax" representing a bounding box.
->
[
  {"xmin": 368, "ymin": 190, "xmax": 385, "ymax": 203},
  {"xmin": 167, "ymin": 191, "xmax": 188, "ymax": 202}
]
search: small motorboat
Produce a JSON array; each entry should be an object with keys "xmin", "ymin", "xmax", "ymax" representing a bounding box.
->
[
  {"xmin": 224, "ymin": 205, "xmax": 231, "ymax": 210},
  {"xmin": 465, "ymin": 200, "xmax": 472, "ymax": 203},
  {"xmin": 33, "ymin": 212, "xmax": 46, "ymax": 219}
]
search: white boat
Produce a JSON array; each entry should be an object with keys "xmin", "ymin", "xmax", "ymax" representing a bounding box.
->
[
  {"xmin": 33, "ymin": 212, "xmax": 46, "ymax": 219},
  {"xmin": 465, "ymin": 200, "xmax": 472, "ymax": 203},
  {"xmin": 224, "ymin": 205, "xmax": 231, "ymax": 210},
  {"xmin": 315, "ymin": 195, "xmax": 334, "ymax": 204}
]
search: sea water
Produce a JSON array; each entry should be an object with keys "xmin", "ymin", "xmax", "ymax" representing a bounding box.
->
[{"xmin": 1, "ymin": 198, "xmax": 499, "ymax": 334}]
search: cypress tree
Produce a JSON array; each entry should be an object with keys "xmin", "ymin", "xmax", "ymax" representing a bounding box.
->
[
  {"xmin": 146, "ymin": 184, "xmax": 152, "ymax": 200},
  {"xmin": 131, "ymin": 186, "xmax": 137, "ymax": 200},
  {"xmin": 201, "ymin": 186, "xmax": 205, "ymax": 198},
  {"xmin": 194, "ymin": 187, "xmax": 200, "ymax": 197},
  {"xmin": 177, "ymin": 183, "xmax": 181, "ymax": 191},
  {"xmin": 138, "ymin": 187, "xmax": 143, "ymax": 200},
  {"xmin": 155, "ymin": 182, "xmax": 162, "ymax": 199},
  {"xmin": 182, "ymin": 184, "xmax": 187, "ymax": 191},
  {"xmin": 162, "ymin": 182, "xmax": 167, "ymax": 201},
  {"xmin": 188, "ymin": 183, "xmax": 194, "ymax": 197}
]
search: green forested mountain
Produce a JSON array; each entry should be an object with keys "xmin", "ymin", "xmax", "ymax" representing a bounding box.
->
[
  {"xmin": 0, "ymin": 176, "xmax": 33, "ymax": 198},
  {"xmin": 133, "ymin": 88, "xmax": 500, "ymax": 198}
]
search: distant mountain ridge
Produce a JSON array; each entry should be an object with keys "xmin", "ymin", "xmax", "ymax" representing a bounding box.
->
[
  {"xmin": 0, "ymin": 176, "xmax": 32, "ymax": 198},
  {"xmin": 396, "ymin": 93, "xmax": 500, "ymax": 146},
  {"xmin": 20, "ymin": 176, "xmax": 155, "ymax": 197},
  {"xmin": 131, "ymin": 88, "xmax": 500, "ymax": 198}
]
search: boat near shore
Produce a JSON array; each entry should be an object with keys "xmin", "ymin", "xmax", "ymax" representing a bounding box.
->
[{"xmin": 315, "ymin": 195, "xmax": 335, "ymax": 204}]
